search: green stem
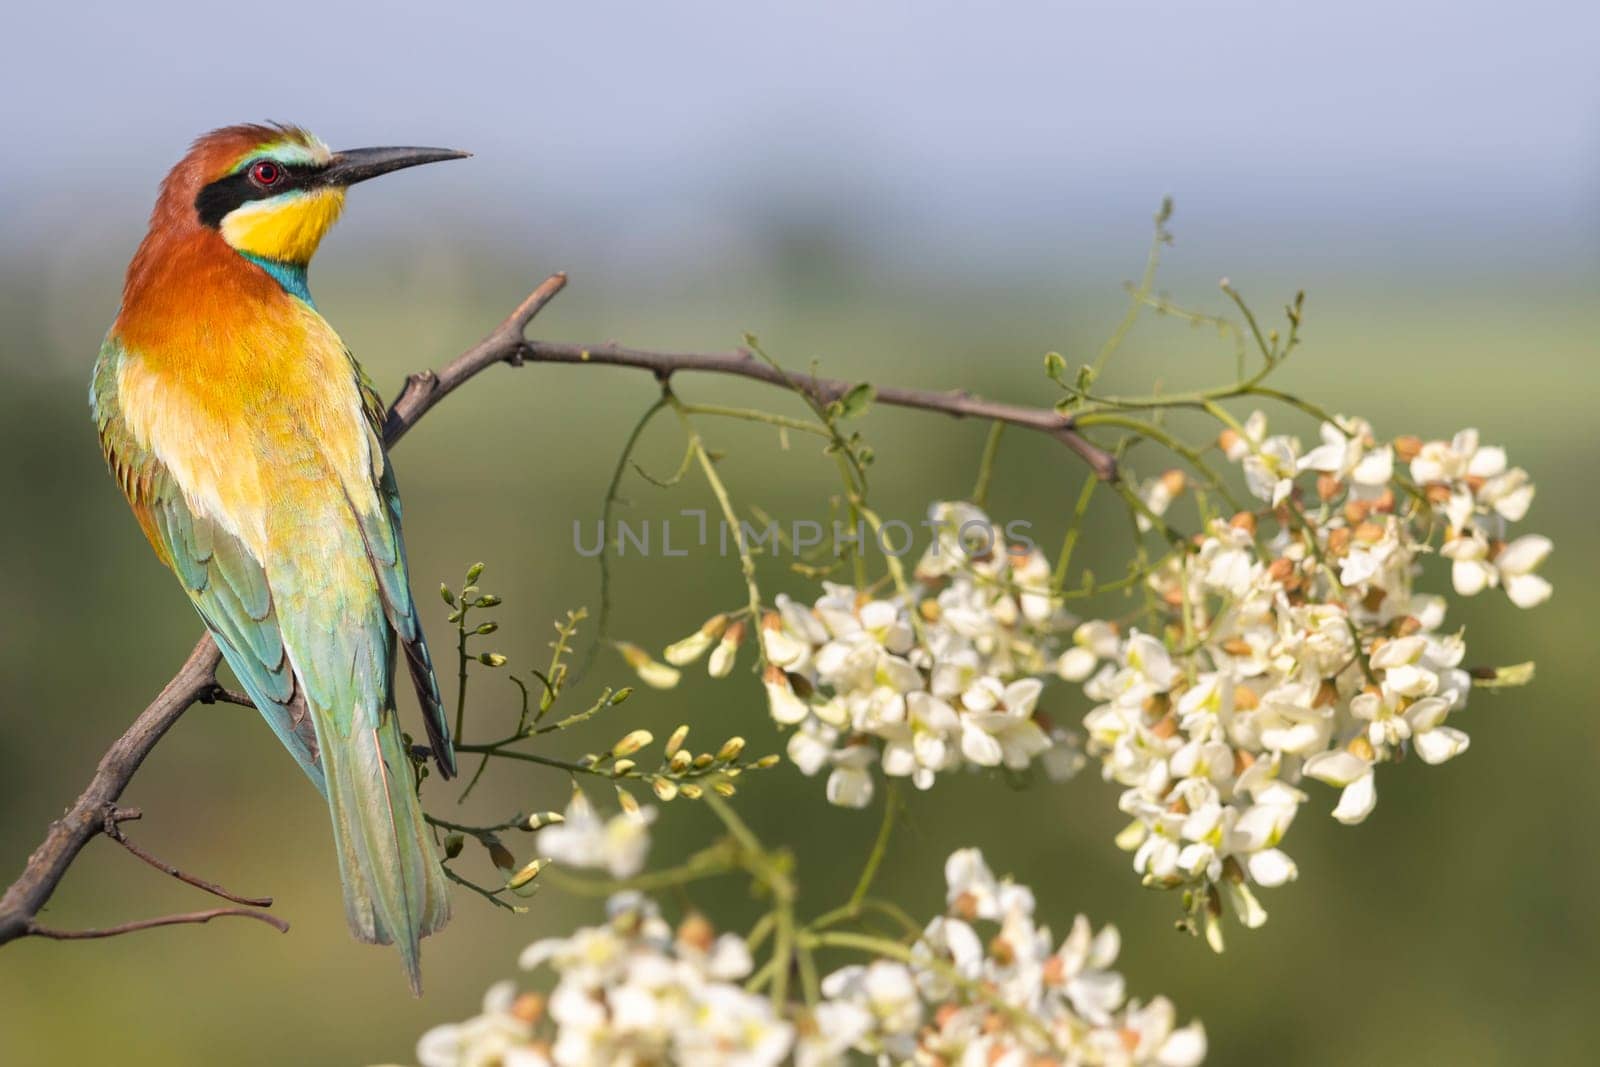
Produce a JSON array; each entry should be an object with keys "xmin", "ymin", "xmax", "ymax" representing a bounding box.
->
[
  {"xmin": 970, "ymin": 420, "xmax": 1006, "ymax": 508},
  {"xmin": 579, "ymin": 396, "xmax": 672, "ymax": 678},
  {"xmin": 543, "ymin": 848, "xmax": 740, "ymax": 897},
  {"xmin": 450, "ymin": 745, "xmax": 610, "ymax": 777},
  {"xmin": 847, "ymin": 784, "xmax": 898, "ymax": 912},
  {"xmin": 671, "ymin": 398, "xmax": 765, "ymax": 643},
  {"xmin": 1073, "ymin": 411, "xmax": 1241, "ymax": 510},
  {"xmin": 453, "ymin": 611, "xmax": 470, "ymax": 744},
  {"xmin": 1051, "ymin": 468, "xmax": 1102, "ymax": 594},
  {"xmin": 677, "ymin": 402, "xmax": 832, "ymax": 438},
  {"xmin": 442, "ymin": 866, "xmax": 525, "ymax": 913},
  {"xmin": 1088, "ymin": 205, "xmax": 1169, "ymax": 378}
]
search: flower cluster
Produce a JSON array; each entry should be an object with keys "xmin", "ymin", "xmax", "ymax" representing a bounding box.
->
[
  {"xmin": 413, "ymin": 847, "xmax": 1205, "ymax": 1067},
  {"xmin": 416, "ymin": 893, "xmax": 790, "ymax": 1067},
  {"xmin": 1066, "ymin": 414, "xmax": 1551, "ymax": 941},
  {"xmin": 811, "ymin": 848, "xmax": 1206, "ymax": 1066},
  {"xmin": 695, "ymin": 502, "xmax": 1087, "ymax": 807}
]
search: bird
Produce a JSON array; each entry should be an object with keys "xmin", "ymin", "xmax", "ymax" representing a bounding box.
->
[{"xmin": 89, "ymin": 123, "xmax": 468, "ymax": 994}]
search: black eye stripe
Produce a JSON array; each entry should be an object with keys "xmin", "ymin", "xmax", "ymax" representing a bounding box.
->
[{"xmin": 194, "ymin": 161, "xmax": 322, "ymax": 229}]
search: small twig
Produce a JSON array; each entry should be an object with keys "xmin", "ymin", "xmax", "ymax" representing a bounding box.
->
[
  {"xmin": 197, "ymin": 683, "xmax": 254, "ymax": 708},
  {"xmin": 105, "ymin": 825, "xmax": 274, "ymax": 909},
  {"xmin": 26, "ymin": 908, "xmax": 287, "ymax": 940}
]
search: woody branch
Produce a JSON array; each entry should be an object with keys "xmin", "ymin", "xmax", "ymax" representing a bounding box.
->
[{"xmin": 0, "ymin": 271, "xmax": 1117, "ymax": 948}]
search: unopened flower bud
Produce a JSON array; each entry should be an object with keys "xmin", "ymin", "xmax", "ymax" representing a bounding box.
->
[
  {"xmin": 465, "ymin": 562, "xmax": 485, "ymax": 585},
  {"xmin": 525, "ymin": 811, "xmax": 564, "ymax": 831},
  {"xmin": 664, "ymin": 614, "xmax": 729, "ymax": 666},
  {"xmin": 716, "ymin": 736, "xmax": 746, "ymax": 762},
  {"xmin": 507, "ymin": 857, "xmax": 546, "ymax": 889},
  {"xmin": 676, "ymin": 911, "xmax": 715, "ymax": 954},
  {"xmin": 616, "ymin": 642, "xmax": 680, "ymax": 689},
  {"xmin": 611, "ymin": 729, "xmax": 653, "ymax": 758},
  {"xmin": 479, "ymin": 652, "xmax": 507, "ymax": 667},
  {"xmin": 511, "ymin": 993, "xmax": 545, "ymax": 1025},
  {"xmin": 664, "ymin": 724, "xmax": 690, "ymax": 757},
  {"xmin": 616, "ymin": 787, "xmax": 640, "ymax": 816},
  {"xmin": 679, "ymin": 782, "xmax": 704, "ymax": 800},
  {"xmin": 440, "ymin": 584, "xmax": 456, "ymax": 607},
  {"xmin": 611, "ymin": 758, "xmax": 636, "ymax": 776},
  {"xmin": 708, "ymin": 620, "xmax": 745, "ymax": 678},
  {"xmin": 712, "ymin": 781, "xmax": 737, "ymax": 797},
  {"xmin": 652, "ymin": 778, "xmax": 679, "ymax": 801},
  {"xmin": 764, "ymin": 664, "xmax": 809, "ymax": 725},
  {"xmin": 443, "ymin": 832, "xmax": 464, "ymax": 859},
  {"xmin": 669, "ymin": 749, "xmax": 693, "ymax": 773}
]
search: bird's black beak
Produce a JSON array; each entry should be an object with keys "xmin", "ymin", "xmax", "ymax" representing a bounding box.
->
[{"xmin": 319, "ymin": 146, "xmax": 471, "ymax": 186}]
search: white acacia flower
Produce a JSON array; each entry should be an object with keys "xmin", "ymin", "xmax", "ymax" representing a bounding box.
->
[
  {"xmin": 536, "ymin": 790, "xmax": 656, "ymax": 879},
  {"xmin": 416, "ymin": 981, "xmax": 537, "ymax": 1067},
  {"xmin": 818, "ymin": 961, "xmax": 922, "ymax": 1057},
  {"xmin": 958, "ymin": 677, "xmax": 1051, "ymax": 769},
  {"xmin": 824, "ymin": 744, "xmax": 876, "ymax": 808},
  {"xmin": 1056, "ymin": 619, "xmax": 1121, "ymax": 682},
  {"xmin": 1243, "ymin": 434, "xmax": 1300, "ymax": 506},
  {"xmin": 880, "ymin": 691, "xmax": 960, "ymax": 789},
  {"xmin": 1302, "ymin": 749, "xmax": 1377, "ymax": 825},
  {"xmin": 1298, "ymin": 417, "xmax": 1393, "ymax": 495},
  {"xmin": 786, "ymin": 718, "xmax": 840, "ymax": 777},
  {"xmin": 944, "ymin": 847, "xmax": 1036, "ymax": 921},
  {"xmin": 1135, "ymin": 469, "xmax": 1186, "ymax": 532},
  {"xmin": 1221, "ymin": 410, "xmax": 1269, "ymax": 461},
  {"xmin": 1497, "ymin": 534, "xmax": 1553, "ymax": 608}
]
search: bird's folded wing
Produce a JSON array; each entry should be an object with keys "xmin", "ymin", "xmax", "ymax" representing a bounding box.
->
[
  {"xmin": 93, "ymin": 344, "xmax": 325, "ymax": 790},
  {"xmin": 351, "ymin": 361, "xmax": 454, "ymax": 777}
]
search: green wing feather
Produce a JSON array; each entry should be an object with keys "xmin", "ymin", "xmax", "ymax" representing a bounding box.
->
[
  {"xmin": 91, "ymin": 340, "xmax": 324, "ymax": 790},
  {"xmin": 350, "ymin": 359, "xmax": 455, "ymax": 777}
]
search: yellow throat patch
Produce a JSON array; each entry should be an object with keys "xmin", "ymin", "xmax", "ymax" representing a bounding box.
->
[{"xmin": 220, "ymin": 187, "xmax": 347, "ymax": 264}]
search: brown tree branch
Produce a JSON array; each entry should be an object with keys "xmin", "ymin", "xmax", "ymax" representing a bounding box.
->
[
  {"xmin": 27, "ymin": 907, "xmax": 289, "ymax": 940},
  {"xmin": 386, "ymin": 272, "xmax": 1117, "ymax": 479},
  {"xmin": 0, "ymin": 270, "xmax": 1116, "ymax": 950}
]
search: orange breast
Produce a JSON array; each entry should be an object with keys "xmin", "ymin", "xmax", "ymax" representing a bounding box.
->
[{"xmin": 113, "ymin": 228, "xmax": 382, "ymax": 561}]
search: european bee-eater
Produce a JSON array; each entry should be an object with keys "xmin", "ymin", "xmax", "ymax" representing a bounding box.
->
[{"xmin": 90, "ymin": 123, "xmax": 467, "ymax": 993}]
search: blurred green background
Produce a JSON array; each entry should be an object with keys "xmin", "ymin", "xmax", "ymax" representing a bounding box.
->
[{"xmin": 2, "ymin": 2, "xmax": 1597, "ymax": 1064}]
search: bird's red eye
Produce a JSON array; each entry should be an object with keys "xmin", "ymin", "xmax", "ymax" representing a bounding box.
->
[{"xmin": 249, "ymin": 160, "xmax": 283, "ymax": 187}]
